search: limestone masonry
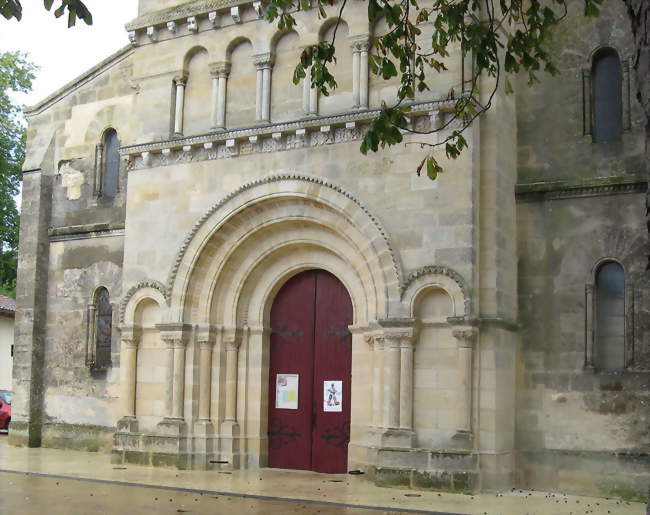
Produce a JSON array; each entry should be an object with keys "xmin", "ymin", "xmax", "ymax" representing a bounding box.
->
[{"xmin": 11, "ymin": 0, "xmax": 649, "ymax": 501}]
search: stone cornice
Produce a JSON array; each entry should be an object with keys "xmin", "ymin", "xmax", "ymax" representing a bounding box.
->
[
  {"xmin": 126, "ymin": 0, "xmax": 269, "ymax": 45},
  {"xmin": 127, "ymin": 0, "xmax": 253, "ymax": 30},
  {"xmin": 119, "ymin": 98, "xmax": 459, "ymax": 170},
  {"xmin": 515, "ymin": 174, "xmax": 647, "ymax": 202},
  {"xmin": 48, "ymin": 222, "xmax": 126, "ymax": 242}
]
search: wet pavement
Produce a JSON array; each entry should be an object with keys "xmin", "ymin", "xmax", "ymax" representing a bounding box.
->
[{"xmin": 0, "ymin": 435, "xmax": 645, "ymax": 514}]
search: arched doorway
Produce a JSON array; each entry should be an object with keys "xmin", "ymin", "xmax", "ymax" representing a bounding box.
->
[{"xmin": 267, "ymin": 269, "xmax": 353, "ymax": 473}]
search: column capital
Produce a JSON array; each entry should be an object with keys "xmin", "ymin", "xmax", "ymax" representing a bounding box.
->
[
  {"xmin": 209, "ymin": 61, "xmax": 231, "ymax": 78},
  {"xmin": 197, "ymin": 324, "xmax": 218, "ymax": 349},
  {"xmin": 350, "ymin": 35, "xmax": 370, "ymax": 53},
  {"xmin": 452, "ymin": 326, "xmax": 478, "ymax": 347},
  {"xmin": 373, "ymin": 318, "xmax": 416, "ymax": 347},
  {"xmin": 157, "ymin": 323, "xmax": 191, "ymax": 347},
  {"xmin": 252, "ymin": 52, "xmax": 275, "ymax": 70},
  {"xmin": 173, "ymin": 74, "xmax": 188, "ymax": 86},
  {"xmin": 223, "ymin": 326, "xmax": 243, "ymax": 350},
  {"xmin": 120, "ymin": 325, "xmax": 141, "ymax": 347}
]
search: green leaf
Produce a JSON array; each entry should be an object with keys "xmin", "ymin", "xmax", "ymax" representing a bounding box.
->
[{"xmin": 426, "ymin": 157, "xmax": 439, "ymax": 180}]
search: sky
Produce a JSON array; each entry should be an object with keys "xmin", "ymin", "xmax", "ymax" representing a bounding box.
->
[{"xmin": 1, "ymin": 1, "xmax": 138, "ymax": 107}]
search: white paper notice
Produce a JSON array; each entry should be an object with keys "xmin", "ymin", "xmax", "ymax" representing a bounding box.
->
[
  {"xmin": 276, "ymin": 374, "xmax": 299, "ymax": 410},
  {"xmin": 323, "ymin": 380, "xmax": 343, "ymax": 412}
]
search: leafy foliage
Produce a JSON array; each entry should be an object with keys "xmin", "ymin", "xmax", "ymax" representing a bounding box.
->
[
  {"xmin": 0, "ymin": 0, "xmax": 92, "ymax": 27},
  {"xmin": 266, "ymin": 0, "xmax": 604, "ymax": 176},
  {"xmin": 0, "ymin": 51, "xmax": 36, "ymax": 297}
]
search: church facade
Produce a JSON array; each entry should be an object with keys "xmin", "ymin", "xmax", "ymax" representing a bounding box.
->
[{"xmin": 11, "ymin": 0, "xmax": 649, "ymax": 500}]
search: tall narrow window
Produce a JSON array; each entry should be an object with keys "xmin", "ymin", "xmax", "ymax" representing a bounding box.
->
[
  {"xmin": 102, "ymin": 129, "xmax": 120, "ymax": 197},
  {"xmin": 94, "ymin": 287, "xmax": 113, "ymax": 369},
  {"xmin": 592, "ymin": 48, "xmax": 623, "ymax": 143},
  {"xmin": 594, "ymin": 262, "xmax": 625, "ymax": 371}
]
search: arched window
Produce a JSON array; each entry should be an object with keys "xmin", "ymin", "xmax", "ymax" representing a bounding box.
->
[
  {"xmin": 594, "ymin": 262, "xmax": 625, "ymax": 371},
  {"xmin": 101, "ymin": 129, "xmax": 120, "ymax": 198},
  {"xmin": 591, "ymin": 48, "xmax": 623, "ymax": 143},
  {"xmin": 93, "ymin": 287, "xmax": 113, "ymax": 369}
]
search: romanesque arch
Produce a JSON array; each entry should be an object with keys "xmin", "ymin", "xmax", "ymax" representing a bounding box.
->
[{"xmin": 167, "ymin": 174, "xmax": 402, "ymax": 327}]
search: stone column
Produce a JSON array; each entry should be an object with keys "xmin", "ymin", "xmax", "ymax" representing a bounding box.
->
[
  {"xmin": 374, "ymin": 319, "xmax": 415, "ymax": 448},
  {"xmin": 302, "ymin": 65, "xmax": 311, "ymax": 114},
  {"xmin": 452, "ymin": 327, "xmax": 478, "ymax": 438},
  {"xmin": 173, "ymin": 75, "xmax": 187, "ymax": 136},
  {"xmin": 352, "ymin": 46, "xmax": 360, "ymax": 107},
  {"xmin": 224, "ymin": 333, "xmax": 240, "ymax": 422},
  {"xmin": 253, "ymin": 53, "xmax": 274, "ymax": 123},
  {"xmin": 122, "ymin": 336, "xmax": 139, "ymax": 418},
  {"xmin": 210, "ymin": 61, "xmax": 230, "ymax": 130},
  {"xmin": 163, "ymin": 335, "xmax": 175, "ymax": 418},
  {"xmin": 351, "ymin": 36, "xmax": 370, "ymax": 109},
  {"xmin": 117, "ymin": 327, "xmax": 140, "ymax": 432},
  {"xmin": 382, "ymin": 334, "xmax": 401, "ymax": 429},
  {"xmin": 198, "ymin": 331, "xmax": 216, "ymax": 421},
  {"xmin": 308, "ymin": 65, "xmax": 319, "ymax": 115},
  {"xmin": 220, "ymin": 327, "xmax": 242, "ymax": 468},
  {"xmin": 158, "ymin": 324, "xmax": 191, "ymax": 423},
  {"xmin": 399, "ymin": 334, "xmax": 414, "ymax": 430},
  {"xmin": 172, "ymin": 337, "xmax": 188, "ymax": 419},
  {"xmin": 359, "ymin": 40, "xmax": 369, "ymax": 108},
  {"xmin": 367, "ymin": 334, "xmax": 384, "ymax": 427},
  {"xmin": 210, "ymin": 67, "xmax": 219, "ymax": 129}
]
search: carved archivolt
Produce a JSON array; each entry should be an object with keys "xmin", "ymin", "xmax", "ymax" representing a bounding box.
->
[
  {"xmin": 401, "ymin": 265, "xmax": 472, "ymax": 318},
  {"xmin": 165, "ymin": 173, "xmax": 403, "ymax": 295},
  {"xmin": 119, "ymin": 280, "xmax": 169, "ymax": 324}
]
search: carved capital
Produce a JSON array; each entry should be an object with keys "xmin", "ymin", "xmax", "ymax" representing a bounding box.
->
[
  {"xmin": 174, "ymin": 75, "xmax": 188, "ymax": 87},
  {"xmin": 120, "ymin": 326, "xmax": 141, "ymax": 348},
  {"xmin": 210, "ymin": 61, "xmax": 231, "ymax": 78},
  {"xmin": 197, "ymin": 325, "xmax": 217, "ymax": 349},
  {"xmin": 252, "ymin": 52, "xmax": 275, "ymax": 70},
  {"xmin": 157, "ymin": 323, "xmax": 191, "ymax": 347},
  {"xmin": 223, "ymin": 326, "xmax": 242, "ymax": 351},
  {"xmin": 452, "ymin": 327, "xmax": 478, "ymax": 348},
  {"xmin": 350, "ymin": 35, "xmax": 370, "ymax": 53},
  {"xmin": 122, "ymin": 337, "xmax": 139, "ymax": 350}
]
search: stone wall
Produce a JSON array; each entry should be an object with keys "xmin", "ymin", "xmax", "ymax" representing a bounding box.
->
[{"xmin": 515, "ymin": 1, "xmax": 649, "ymax": 501}]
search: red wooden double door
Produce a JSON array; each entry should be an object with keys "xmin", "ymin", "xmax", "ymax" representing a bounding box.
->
[{"xmin": 268, "ymin": 270, "xmax": 353, "ymax": 473}]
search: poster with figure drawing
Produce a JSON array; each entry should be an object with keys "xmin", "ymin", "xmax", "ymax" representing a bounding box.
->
[
  {"xmin": 323, "ymin": 381, "xmax": 343, "ymax": 412},
  {"xmin": 276, "ymin": 374, "xmax": 299, "ymax": 409}
]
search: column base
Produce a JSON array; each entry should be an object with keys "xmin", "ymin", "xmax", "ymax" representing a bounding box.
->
[
  {"xmin": 157, "ymin": 417, "xmax": 187, "ymax": 437},
  {"xmin": 117, "ymin": 416, "xmax": 139, "ymax": 433},
  {"xmin": 379, "ymin": 428, "xmax": 415, "ymax": 448},
  {"xmin": 219, "ymin": 419, "xmax": 240, "ymax": 469},
  {"xmin": 452, "ymin": 430, "xmax": 473, "ymax": 450}
]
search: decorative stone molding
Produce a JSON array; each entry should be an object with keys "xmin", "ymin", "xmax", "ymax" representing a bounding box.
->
[
  {"xmin": 166, "ymin": 21, "xmax": 177, "ymax": 33},
  {"xmin": 402, "ymin": 265, "xmax": 472, "ymax": 315},
  {"xmin": 119, "ymin": 99, "xmax": 459, "ymax": 168},
  {"xmin": 230, "ymin": 6, "xmax": 241, "ymax": 23},
  {"xmin": 350, "ymin": 36, "xmax": 370, "ymax": 53},
  {"xmin": 158, "ymin": 323, "xmax": 192, "ymax": 346},
  {"xmin": 516, "ymin": 174, "xmax": 647, "ymax": 202},
  {"xmin": 164, "ymin": 174, "xmax": 402, "ymax": 299},
  {"xmin": 252, "ymin": 52, "xmax": 274, "ymax": 70},
  {"xmin": 119, "ymin": 280, "xmax": 170, "ymax": 323},
  {"xmin": 252, "ymin": 1, "xmax": 264, "ymax": 18},
  {"xmin": 146, "ymin": 26, "xmax": 158, "ymax": 42},
  {"xmin": 209, "ymin": 61, "xmax": 231, "ymax": 78},
  {"xmin": 452, "ymin": 326, "xmax": 478, "ymax": 347},
  {"xmin": 187, "ymin": 16, "xmax": 199, "ymax": 33},
  {"xmin": 173, "ymin": 75, "xmax": 188, "ymax": 87},
  {"xmin": 208, "ymin": 11, "xmax": 221, "ymax": 27}
]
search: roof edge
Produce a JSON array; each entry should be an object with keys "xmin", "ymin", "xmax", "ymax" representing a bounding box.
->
[{"xmin": 24, "ymin": 45, "xmax": 134, "ymax": 117}]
